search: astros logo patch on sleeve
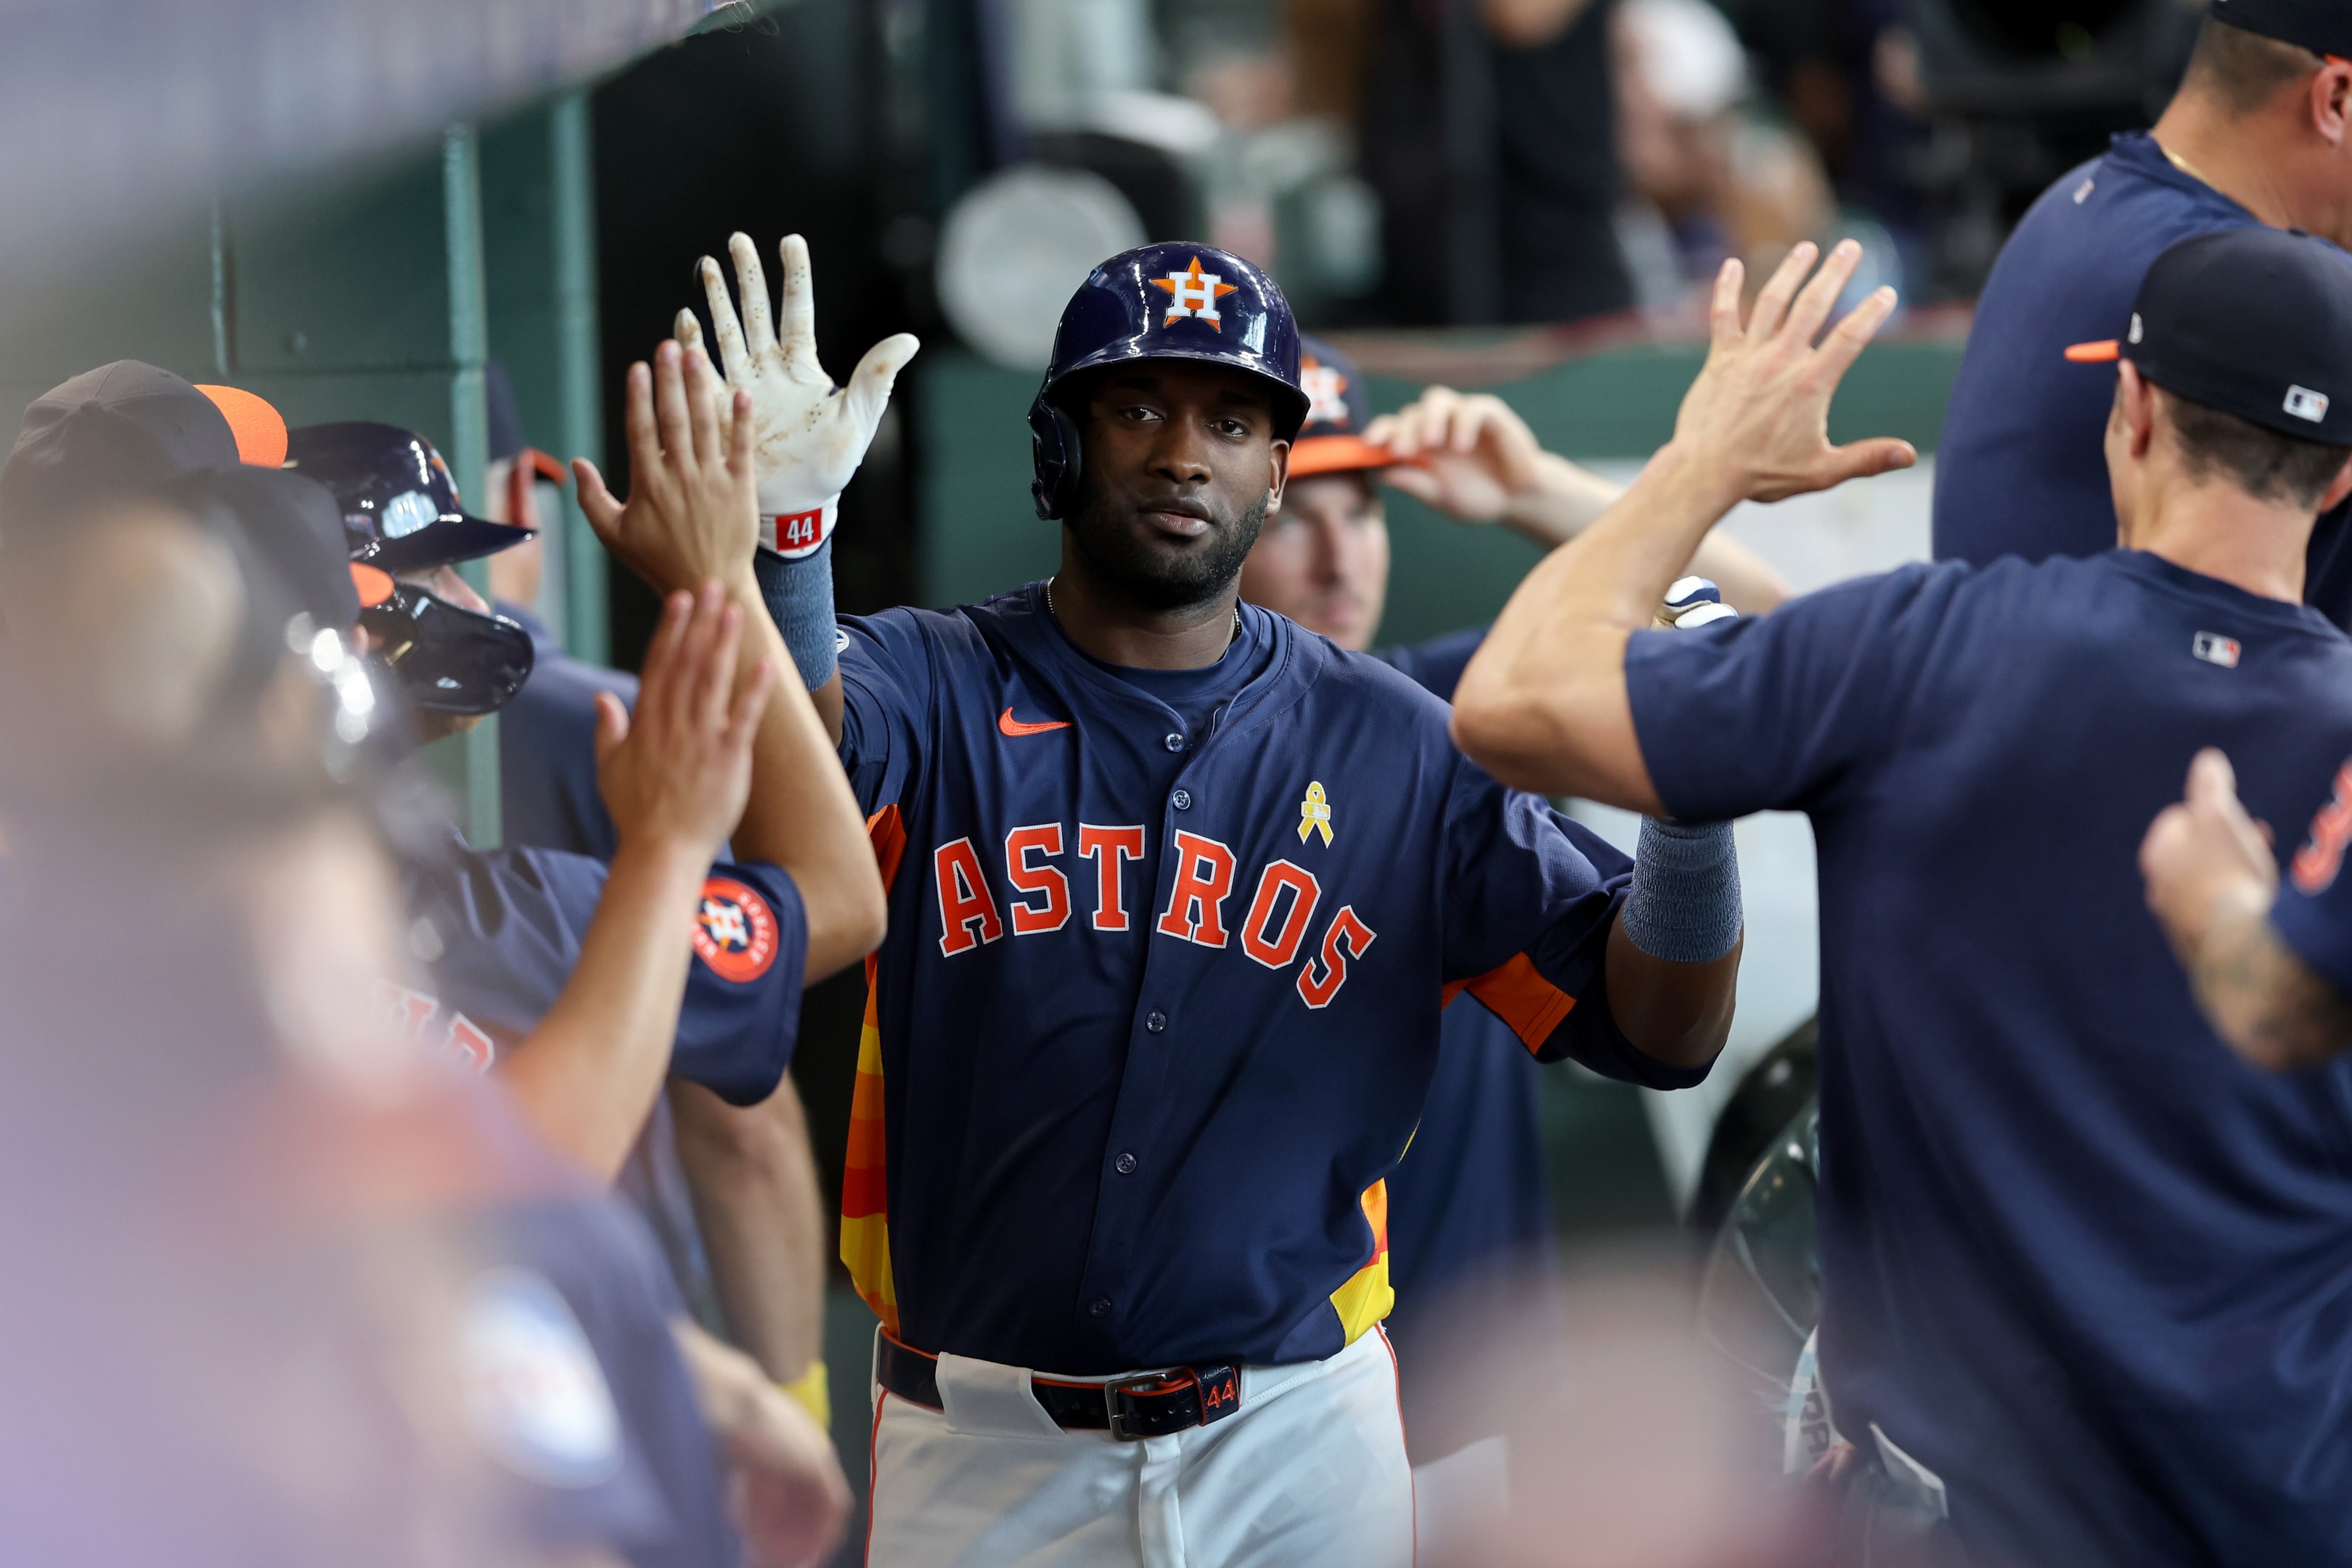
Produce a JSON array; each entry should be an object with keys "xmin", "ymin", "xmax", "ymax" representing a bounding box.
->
[
  {"xmin": 461, "ymin": 1268, "xmax": 624, "ymax": 1490},
  {"xmin": 693, "ymin": 876, "xmax": 780, "ymax": 982},
  {"xmin": 1153, "ymin": 257, "xmax": 1238, "ymax": 330}
]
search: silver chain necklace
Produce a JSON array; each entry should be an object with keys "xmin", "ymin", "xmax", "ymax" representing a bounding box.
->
[{"xmin": 1045, "ymin": 576, "xmax": 1243, "ymax": 646}]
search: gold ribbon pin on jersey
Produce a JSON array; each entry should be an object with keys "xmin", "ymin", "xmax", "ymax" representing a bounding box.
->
[{"xmin": 1298, "ymin": 781, "xmax": 1333, "ymax": 846}]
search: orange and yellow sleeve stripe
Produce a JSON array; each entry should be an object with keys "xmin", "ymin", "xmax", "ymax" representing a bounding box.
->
[{"xmin": 841, "ymin": 806, "xmax": 907, "ymax": 1335}]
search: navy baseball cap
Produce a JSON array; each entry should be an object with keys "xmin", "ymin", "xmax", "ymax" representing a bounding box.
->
[
  {"xmin": 1289, "ymin": 336, "xmax": 1395, "ymax": 478},
  {"xmin": 2065, "ymin": 226, "xmax": 2352, "ymax": 445},
  {"xmin": 1, "ymin": 362, "xmax": 259, "ymax": 543},
  {"xmin": 283, "ymin": 421, "xmax": 534, "ymax": 573},
  {"xmin": 2209, "ymin": 0, "xmax": 2352, "ymax": 58}
]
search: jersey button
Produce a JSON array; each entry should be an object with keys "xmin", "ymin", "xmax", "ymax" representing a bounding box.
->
[
  {"xmin": 1164, "ymin": 732, "xmax": 1186, "ymax": 752},
  {"xmin": 1171, "ymin": 788, "xmax": 1192, "ymax": 810},
  {"xmin": 1144, "ymin": 1011, "xmax": 1167, "ymax": 1034},
  {"xmin": 1087, "ymin": 1296, "xmax": 1112, "ymax": 1319},
  {"xmin": 1114, "ymin": 1151, "xmax": 1138, "ymax": 1175}
]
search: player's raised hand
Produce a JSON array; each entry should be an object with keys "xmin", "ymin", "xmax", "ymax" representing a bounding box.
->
[
  {"xmin": 1365, "ymin": 386, "xmax": 1545, "ymax": 523},
  {"xmin": 675, "ymin": 232, "xmax": 920, "ymax": 558},
  {"xmin": 1670, "ymin": 239, "xmax": 1915, "ymax": 509},
  {"xmin": 594, "ymin": 581, "xmax": 775, "ymax": 862},
  {"xmin": 2140, "ymin": 748, "xmax": 2279, "ymax": 960},
  {"xmin": 575, "ymin": 338, "xmax": 761, "ymax": 598}
]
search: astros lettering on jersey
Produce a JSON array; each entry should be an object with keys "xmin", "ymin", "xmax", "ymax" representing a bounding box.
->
[{"xmin": 834, "ymin": 588, "xmax": 1704, "ymax": 1376}]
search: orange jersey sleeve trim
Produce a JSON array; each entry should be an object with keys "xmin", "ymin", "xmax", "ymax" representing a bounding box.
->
[{"xmin": 1461, "ymin": 952, "xmax": 1577, "ymax": 1054}]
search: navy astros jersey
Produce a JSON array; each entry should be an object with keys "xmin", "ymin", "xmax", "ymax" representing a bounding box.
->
[
  {"xmin": 1625, "ymin": 551, "xmax": 2352, "ymax": 1567},
  {"xmin": 1934, "ymin": 133, "xmax": 2352, "ymax": 629},
  {"xmin": 835, "ymin": 586, "xmax": 1699, "ymax": 1376},
  {"xmin": 394, "ymin": 825, "xmax": 807, "ymax": 1105},
  {"xmin": 498, "ymin": 602, "xmax": 637, "ymax": 862},
  {"xmin": 1368, "ymin": 626, "xmax": 1557, "ymax": 1424}
]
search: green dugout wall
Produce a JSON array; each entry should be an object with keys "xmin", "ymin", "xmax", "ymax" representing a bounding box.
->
[{"xmin": 0, "ymin": 104, "xmax": 607, "ymax": 848}]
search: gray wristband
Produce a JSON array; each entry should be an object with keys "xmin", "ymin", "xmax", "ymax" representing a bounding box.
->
[
  {"xmin": 1622, "ymin": 817, "xmax": 1742, "ymax": 964},
  {"xmin": 752, "ymin": 539, "xmax": 838, "ymax": 690}
]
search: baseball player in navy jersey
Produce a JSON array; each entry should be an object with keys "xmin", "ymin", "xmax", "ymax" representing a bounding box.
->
[
  {"xmin": 575, "ymin": 232, "xmax": 1742, "ymax": 1566},
  {"xmin": 1935, "ymin": 1, "xmax": 2352, "ymax": 627},
  {"xmin": 282, "ymin": 418, "xmax": 882, "ymax": 1175},
  {"xmin": 471, "ymin": 367, "xmax": 841, "ymax": 1435},
  {"xmin": 0, "ymin": 435, "xmax": 847, "ymax": 1567},
  {"xmin": 1455, "ymin": 229, "xmax": 2352, "ymax": 1564}
]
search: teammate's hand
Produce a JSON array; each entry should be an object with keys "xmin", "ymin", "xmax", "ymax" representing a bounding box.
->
[
  {"xmin": 594, "ymin": 581, "xmax": 775, "ymax": 862},
  {"xmin": 676, "ymin": 232, "xmax": 920, "ymax": 558},
  {"xmin": 1365, "ymin": 386, "xmax": 1545, "ymax": 523},
  {"xmin": 1665, "ymin": 240, "xmax": 1915, "ymax": 511},
  {"xmin": 722, "ymin": 1376, "xmax": 853, "ymax": 1568},
  {"xmin": 2141, "ymin": 748, "xmax": 2279, "ymax": 960},
  {"xmin": 576, "ymin": 338, "xmax": 762, "ymax": 598}
]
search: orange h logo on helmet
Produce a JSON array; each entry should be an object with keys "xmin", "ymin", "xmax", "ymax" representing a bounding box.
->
[{"xmin": 1153, "ymin": 257, "xmax": 1238, "ymax": 330}]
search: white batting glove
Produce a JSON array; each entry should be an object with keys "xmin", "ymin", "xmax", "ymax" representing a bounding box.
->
[{"xmin": 674, "ymin": 232, "xmax": 920, "ymax": 558}]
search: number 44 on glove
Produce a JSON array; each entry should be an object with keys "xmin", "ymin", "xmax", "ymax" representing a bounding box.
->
[{"xmin": 675, "ymin": 232, "xmax": 921, "ymax": 559}]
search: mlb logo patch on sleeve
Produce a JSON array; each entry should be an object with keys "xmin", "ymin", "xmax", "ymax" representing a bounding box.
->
[
  {"xmin": 462, "ymin": 1269, "xmax": 625, "ymax": 1489},
  {"xmin": 2192, "ymin": 631, "xmax": 2240, "ymax": 668}
]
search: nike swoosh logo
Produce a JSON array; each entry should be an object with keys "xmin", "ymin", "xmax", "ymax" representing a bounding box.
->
[{"xmin": 998, "ymin": 706, "xmax": 1072, "ymax": 738}]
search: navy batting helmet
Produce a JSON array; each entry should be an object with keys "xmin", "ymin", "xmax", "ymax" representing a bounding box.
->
[
  {"xmin": 1028, "ymin": 242, "xmax": 1308, "ymax": 520},
  {"xmin": 285, "ymin": 422, "xmax": 534, "ymax": 573}
]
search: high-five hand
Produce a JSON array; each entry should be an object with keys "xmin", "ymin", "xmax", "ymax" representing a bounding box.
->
[
  {"xmin": 675, "ymin": 232, "xmax": 920, "ymax": 559},
  {"xmin": 1670, "ymin": 239, "xmax": 1916, "ymax": 510},
  {"xmin": 575, "ymin": 339, "xmax": 762, "ymax": 600}
]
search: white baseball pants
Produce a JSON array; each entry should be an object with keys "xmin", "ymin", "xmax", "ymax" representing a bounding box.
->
[{"xmin": 863, "ymin": 1326, "xmax": 1414, "ymax": 1568}]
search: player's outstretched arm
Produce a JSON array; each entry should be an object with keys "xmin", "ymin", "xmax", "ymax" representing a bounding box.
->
[
  {"xmin": 576, "ymin": 337, "xmax": 886, "ymax": 979},
  {"xmin": 501, "ymin": 585, "xmax": 775, "ymax": 1179},
  {"xmin": 2142, "ymin": 748, "xmax": 2352, "ymax": 1069},
  {"xmin": 1367, "ymin": 386, "xmax": 1790, "ymax": 614},
  {"xmin": 677, "ymin": 231, "xmax": 916, "ymax": 750},
  {"xmin": 1450, "ymin": 240, "xmax": 1914, "ymax": 808}
]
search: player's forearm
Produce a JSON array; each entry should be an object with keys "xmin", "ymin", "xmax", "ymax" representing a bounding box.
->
[
  {"xmin": 501, "ymin": 838, "xmax": 711, "ymax": 1180},
  {"xmin": 2189, "ymin": 892, "xmax": 2352, "ymax": 1070},
  {"xmin": 1500, "ymin": 455, "xmax": 1787, "ymax": 613},
  {"xmin": 1453, "ymin": 444, "xmax": 1732, "ymax": 806},
  {"xmin": 671, "ymin": 1077, "xmax": 828, "ymax": 1380},
  {"xmin": 725, "ymin": 579, "xmax": 884, "ymax": 979},
  {"xmin": 1603, "ymin": 919, "xmax": 1740, "ymax": 1069}
]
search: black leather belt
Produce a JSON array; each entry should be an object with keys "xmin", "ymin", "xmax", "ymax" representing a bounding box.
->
[{"xmin": 876, "ymin": 1332, "xmax": 1242, "ymax": 1441}]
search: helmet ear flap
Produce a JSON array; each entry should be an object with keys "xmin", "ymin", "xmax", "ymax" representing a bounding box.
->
[{"xmin": 1029, "ymin": 391, "xmax": 1083, "ymax": 520}]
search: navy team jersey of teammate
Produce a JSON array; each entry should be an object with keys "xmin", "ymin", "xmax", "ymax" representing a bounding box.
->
[
  {"xmin": 835, "ymin": 585, "xmax": 1699, "ymax": 1376},
  {"xmin": 395, "ymin": 826, "xmax": 807, "ymax": 1106},
  {"xmin": 499, "ymin": 601, "xmax": 637, "ymax": 861},
  {"xmin": 1368, "ymin": 624, "xmax": 1557, "ymax": 1406},
  {"xmin": 1933, "ymin": 132, "xmax": 2352, "ymax": 626},
  {"xmin": 1623, "ymin": 550, "xmax": 2352, "ymax": 1567}
]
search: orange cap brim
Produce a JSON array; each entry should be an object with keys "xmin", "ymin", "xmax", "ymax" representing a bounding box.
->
[
  {"xmin": 520, "ymin": 446, "xmax": 568, "ymax": 485},
  {"xmin": 351, "ymin": 563, "xmax": 395, "ymax": 610},
  {"xmin": 1289, "ymin": 434, "xmax": 1397, "ymax": 478},
  {"xmin": 2064, "ymin": 340, "xmax": 2122, "ymax": 364},
  {"xmin": 195, "ymin": 383, "xmax": 290, "ymax": 467}
]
